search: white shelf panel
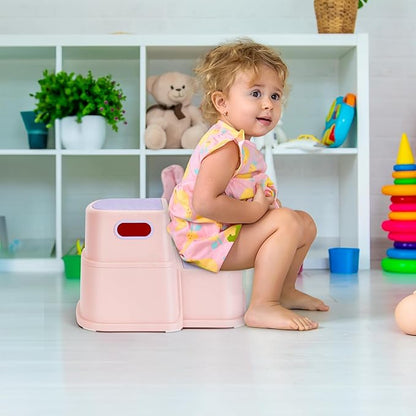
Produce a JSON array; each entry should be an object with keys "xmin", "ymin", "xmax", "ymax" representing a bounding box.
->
[
  {"xmin": 0, "ymin": 149, "xmax": 56, "ymax": 155},
  {"xmin": 60, "ymin": 149, "xmax": 141, "ymax": 156},
  {"xmin": 0, "ymin": 34, "xmax": 369, "ymax": 270}
]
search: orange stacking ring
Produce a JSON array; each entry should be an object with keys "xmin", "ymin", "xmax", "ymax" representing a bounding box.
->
[
  {"xmin": 382, "ymin": 184, "xmax": 416, "ymax": 196},
  {"xmin": 393, "ymin": 170, "xmax": 416, "ymax": 178},
  {"xmin": 389, "ymin": 212, "xmax": 416, "ymax": 220}
]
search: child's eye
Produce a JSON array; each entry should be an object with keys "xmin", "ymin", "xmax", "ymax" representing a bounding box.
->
[
  {"xmin": 251, "ymin": 90, "xmax": 261, "ymax": 98},
  {"xmin": 271, "ymin": 93, "xmax": 281, "ymax": 101}
]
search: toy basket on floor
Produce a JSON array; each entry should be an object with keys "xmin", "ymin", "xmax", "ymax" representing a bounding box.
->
[{"xmin": 314, "ymin": 0, "xmax": 358, "ymax": 33}]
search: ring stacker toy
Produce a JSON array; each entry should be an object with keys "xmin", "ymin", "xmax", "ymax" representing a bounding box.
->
[{"xmin": 381, "ymin": 133, "xmax": 416, "ymax": 273}]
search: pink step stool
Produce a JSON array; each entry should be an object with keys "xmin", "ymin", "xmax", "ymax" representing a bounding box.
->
[{"xmin": 76, "ymin": 198, "xmax": 246, "ymax": 332}]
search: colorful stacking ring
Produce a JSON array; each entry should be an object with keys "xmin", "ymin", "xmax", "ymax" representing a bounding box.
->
[
  {"xmin": 381, "ymin": 257, "xmax": 416, "ymax": 273},
  {"xmin": 393, "ymin": 170, "xmax": 416, "ymax": 179},
  {"xmin": 394, "ymin": 241, "xmax": 416, "ymax": 249},
  {"xmin": 393, "ymin": 164, "xmax": 416, "ymax": 171},
  {"xmin": 388, "ymin": 232, "xmax": 416, "ymax": 242},
  {"xmin": 390, "ymin": 203, "xmax": 416, "ymax": 212},
  {"xmin": 382, "ymin": 184, "xmax": 416, "ymax": 196},
  {"xmin": 389, "ymin": 211, "xmax": 416, "ymax": 220},
  {"xmin": 386, "ymin": 248, "xmax": 416, "ymax": 260},
  {"xmin": 394, "ymin": 178, "xmax": 416, "ymax": 185},
  {"xmin": 391, "ymin": 196, "xmax": 416, "ymax": 203},
  {"xmin": 382, "ymin": 220, "xmax": 416, "ymax": 232}
]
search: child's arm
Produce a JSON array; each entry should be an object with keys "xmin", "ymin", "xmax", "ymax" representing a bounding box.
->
[{"xmin": 192, "ymin": 142, "xmax": 274, "ymax": 224}]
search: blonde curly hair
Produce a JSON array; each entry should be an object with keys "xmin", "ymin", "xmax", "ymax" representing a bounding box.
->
[{"xmin": 194, "ymin": 38, "xmax": 289, "ymax": 125}]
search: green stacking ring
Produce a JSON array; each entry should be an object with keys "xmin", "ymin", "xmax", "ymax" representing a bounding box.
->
[
  {"xmin": 381, "ymin": 257, "xmax": 416, "ymax": 273},
  {"xmin": 394, "ymin": 178, "xmax": 416, "ymax": 185}
]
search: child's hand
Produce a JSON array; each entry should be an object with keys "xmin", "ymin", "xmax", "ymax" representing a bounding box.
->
[{"xmin": 253, "ymin": 184, "xmax": 275, "ymax": 213}]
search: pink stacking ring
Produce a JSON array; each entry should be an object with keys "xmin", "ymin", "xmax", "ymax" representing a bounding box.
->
[
  {"xmin": 382, "ymin": 220, "xmax": 416, "ymax": 232},
  {"xmin": 388, "ymin": 232, "xmax": 416, "ymax": 242},
  {"xmin": 390, "ymin": 203, "xmax": 416, "ymax": 212}
]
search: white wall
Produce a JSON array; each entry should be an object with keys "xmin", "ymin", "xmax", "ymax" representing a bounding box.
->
[{"xmin": 1, "ymin": 0, "xmax": 415, "ymax": 259}]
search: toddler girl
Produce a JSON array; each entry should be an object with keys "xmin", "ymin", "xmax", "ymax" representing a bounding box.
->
[{"xmin": 168, "ymin": 39, "xmax": 329, "ymax": 331}]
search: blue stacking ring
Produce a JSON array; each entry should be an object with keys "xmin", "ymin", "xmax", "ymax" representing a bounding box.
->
[
  {"xmin": 387, "ymin": 247, "xmax": 416, "ymax": 260},
  {"xmin": 394, "ymin": 241, "xmax": 416, "ymax": 249},
  {"xmin": 393, "ymin": 164, "xmax": 416, "ymax": 171}
]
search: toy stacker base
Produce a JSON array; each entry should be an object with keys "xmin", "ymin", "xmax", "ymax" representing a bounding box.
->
[
  {"xmin": 75, "ymin": 198, "xmax": 246, "ymax": 332},
  {"xmin": 381, "ymin": 257, "xmax": 416, "ymax": 274}
]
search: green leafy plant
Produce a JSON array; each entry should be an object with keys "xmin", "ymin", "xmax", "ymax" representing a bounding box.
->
[
  {"xmin": 31, "ymin": 70, "xmax": 127, "ymax": 132},
  {"xmin": 358, "ymin": 0, "xmax": 368, "ymax": 8}
]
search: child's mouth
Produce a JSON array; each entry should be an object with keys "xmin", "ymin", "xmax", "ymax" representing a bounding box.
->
[{"xmin": 257, "ymin": 117, "xmax": 272, "ymax": 125}]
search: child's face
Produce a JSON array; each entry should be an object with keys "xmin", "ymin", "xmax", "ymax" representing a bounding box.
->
[{"xmin": 219, "ymin": 65, "xmax": 283, "ymax": 140}]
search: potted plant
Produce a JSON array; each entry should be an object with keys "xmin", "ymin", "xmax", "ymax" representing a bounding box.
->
[
  {"xmin": 30, "ymin": 70, "xmax": 127, "ymax": 149},
  {"xmin": 314, "ymin": 0, "xmax": 368, "ymax": 34}
]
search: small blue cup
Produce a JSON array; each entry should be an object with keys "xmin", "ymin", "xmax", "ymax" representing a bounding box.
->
[{"xmin": 328, "ymin": 247, "xmax": 360, "ymax": 274}]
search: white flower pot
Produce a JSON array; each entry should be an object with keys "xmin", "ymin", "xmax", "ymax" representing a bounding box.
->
[{"xmin": 61, "ymin": 115, "xmax": 106, "ymax": 150}]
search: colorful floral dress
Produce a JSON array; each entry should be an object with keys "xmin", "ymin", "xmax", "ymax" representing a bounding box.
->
[{"xmin": 167, "ymin": 120, "xmax": 277, "ymax": 272}]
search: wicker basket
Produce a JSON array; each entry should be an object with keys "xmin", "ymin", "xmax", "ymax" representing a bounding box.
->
[{"xmin": 314, "ymin": 0, "xmax": 358, "ymax": 33}]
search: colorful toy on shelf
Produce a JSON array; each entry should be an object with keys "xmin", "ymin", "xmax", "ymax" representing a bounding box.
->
[
  {"xmin": 381, "ymin": 133, "xmax": 416, "ymax": 273},
  {"xmin": 395, "ymin": 291, "xmax": 416, "ymax": 335},
  {"xmin": 321, "ymin": 93, "xmax": 356, "ymax": 148}
]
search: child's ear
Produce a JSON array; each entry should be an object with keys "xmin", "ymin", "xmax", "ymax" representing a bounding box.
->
[{"xmin": 211, "ymin": 91, "xmax": 227, "ymax": 114}]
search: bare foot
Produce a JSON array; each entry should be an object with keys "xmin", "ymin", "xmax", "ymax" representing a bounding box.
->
[
  {"xmin": 244, "ymin": 302, "xmax": 318, "ymax": 331},
  {"xmin": 280, "ymin": 289, "xmax": 329, "ymax": 311}
]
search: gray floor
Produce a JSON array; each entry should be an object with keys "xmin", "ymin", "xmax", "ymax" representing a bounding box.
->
[{"xmin": 0, "ymin": 267, "xmax": 415, "ymax": 416}]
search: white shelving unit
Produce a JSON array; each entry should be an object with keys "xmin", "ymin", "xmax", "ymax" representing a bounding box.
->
[{"xmin": 0, "ymin": 34, "xmax": 369, "ymax": 272}]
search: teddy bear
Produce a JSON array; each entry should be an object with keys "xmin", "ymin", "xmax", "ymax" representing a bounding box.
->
[{"xmin": 145, "ymin": 72, "xmax": 208, "ymax": 149}]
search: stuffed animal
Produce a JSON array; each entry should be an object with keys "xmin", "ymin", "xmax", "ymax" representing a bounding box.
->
[
  {"xmin": 161, "ymin": 164, "xmax": 184, "ymax": 201},
  {"xmin": 145, "ymin": 72, "xmax": 208, "ymax": 149}
]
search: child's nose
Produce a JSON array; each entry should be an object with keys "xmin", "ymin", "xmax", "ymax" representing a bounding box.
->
[{"xmin": 262, "ymin": 97, "xmax": 273, "ymax": 109}]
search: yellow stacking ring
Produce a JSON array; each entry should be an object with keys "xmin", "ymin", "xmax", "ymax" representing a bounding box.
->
[
  {"xmin": 382, "ymin": 184, "xmax": 416, "ymax": 196},
  {"xmin": 393, "ymin": 170, "xmax": 416, "ymax": 179},
  {"xmin": 389, "ymin": 211, "xmax": 416, "ymax": 220}
]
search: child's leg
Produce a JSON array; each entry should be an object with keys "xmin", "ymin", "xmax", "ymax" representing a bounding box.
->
[
  {"xmin": 279, "ymin": 210, "xmax": 329, "ymax": 312},
  {"xmin": 221, "ymin": 208, "xmax": 325, "ymax": 331}
]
